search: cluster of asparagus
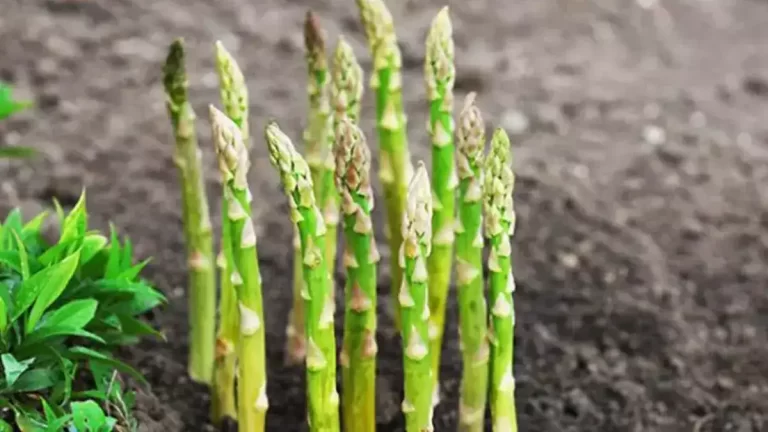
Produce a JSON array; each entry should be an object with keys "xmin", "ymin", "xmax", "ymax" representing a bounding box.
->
[{"xmin": 161, "ymin": 1, "xmax": 519, "ymax": 431}]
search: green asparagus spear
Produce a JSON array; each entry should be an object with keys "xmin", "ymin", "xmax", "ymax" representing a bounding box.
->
[
  {"xmin": 424, "ymin": 7, "xmax": 457, "ymax": 401},
  {"xmin": 211, "ymin": 106, "xmax": 268, "ymax": 431},
  {"xmin": 335, "ymin": 118, "xmax": 377, "ymax": 432},
  {"xmin": 356, "ymin": 0, "xmax": 413, "ymax": 331},
  {"xmin": 400, "ymin": 162, "xmax": 434, "ymax": 431},
  {"xmin": 331, "ymin": 37, "xmax": 364, "ymax": 135},
  {"xmin": 484, "ymin": 128, "xmax": 518, "ymax": 432},
  {"xmin": 212, "ymin": 41, "xmax": 250, "ymax": 421},
  {"xmin": 162, "ymin": 39, "xmax": 216, "ymax": 385},
  {"xmin": 305, "ymin": 11, "xmax": 338, "ymax": 275},
  {"xmin": 265, "ymin": 122, "xmax": 340, "ymax": 432},
  {"xmin": 287, "ymin": 11, "xmax": 335, "ymax": 366},
  {"xmin": 455, "ymin": 93, "xmax": 489, "ymax": 431}
]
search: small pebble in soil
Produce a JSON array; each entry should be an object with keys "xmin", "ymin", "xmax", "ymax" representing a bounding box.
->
[
  {"xmin": 501, "ymin": 109, "xmax": 530, "ymax": 135},
  {"xmin": 643, "ymin": 124, "xmax": 666, "ymax": 146}
]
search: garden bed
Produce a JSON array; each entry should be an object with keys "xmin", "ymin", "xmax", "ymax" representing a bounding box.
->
[{"xmin": 2, "ymin": 0, "xmax": 768, "ymax": 430}]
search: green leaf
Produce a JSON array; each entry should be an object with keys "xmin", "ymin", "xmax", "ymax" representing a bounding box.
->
[
  {"xmin": 22, "ymin": 326, "xmax": 105, "ymax": 348},
  {"xmin": 0, "ymin": 251, "xmax": 22, "ymax": 273},
  {"xmin": 115, "ymin": 258, "xmax": 150, "ymax": 282},
  {"xmin": 1, "ymin": 210, "xmax": 23, "ymax": 250},
  {"xmin": 0, "ymin": 147, "xmax": 36, "ymax": 159},
  {"xmin": 59, "ymin": 191, "xmax": 87, "ymax": 246},
  {"xmin": 13, "ymin": 231, "xmax": 30, "ymax": 280},
  {"xmin": 0, "ymin": 419, "xmax": 11, "ymax": 432},
  {"xmin": 38, "ymin": 299, "xmax": 98, "ymax": 331},
  {"xmin": 10, "ymin": 368, "xmax": 57, "ymax": 393},
  {"xmin": 71, "ymin": 400, "xmax": 117, "ymax": 432},
  {"xmin": 0, "ymin": 295, "xmax": 6, "ymax": 333},
  {"xmin": 22, "ymin": 211, "xmax": 49, "ymax": 236},
  {"xmin": 0, "ymin": 82, "xmax": 32, "ymax": 120},
  {"xmin": 67, "ymin": 346, "xmax": 147, "ymax": 386},
  {"xmin": 116, "ymin": 314, "xmax": 164, "ymax": 340},
  {"xmin": 105, "ymin": 226, "xmax": 122, "ymax": 279},
  {"xmin": 0, "ymin": 282, "xmax": 12, "ymax": 323},
  {"xmin": 23, "ymin": 251, "xmax": 80, "ymax": 332},
  {"xmin": 80, "ymin": 234, "xmax": 107, "ymax": 265},
  {"xmin": 1, "ymin": 353, "xmax": 34, "ymax": 387}
]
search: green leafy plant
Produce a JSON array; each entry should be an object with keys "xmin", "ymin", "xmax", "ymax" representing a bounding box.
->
[
  {"xmin": 0, "ymin": 81, "xmax": 36, "ymax": 159},
  {"xmin": 0, "ymin": 193, "xmax": 164, "ymax": 430}
]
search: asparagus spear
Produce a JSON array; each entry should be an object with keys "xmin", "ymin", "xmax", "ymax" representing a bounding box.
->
[
  {"xmin": 211, "ymin": 41, "xmax": 249, "ymax": 421},
  {"xmin": 455, "ymin": 93, "xmax": 489, "ymax": 431},
  {"xmin": 265, "ymin": 122, "xmax": 340, "ymax": 432},
  {"xmin": 400, "ymin": 162, "xmax": 434, "ymax": 432},
  {"xmin": 287, "ymin": 11, "xmax": 335, "ymax": 366},
  {"xmin": 424, "ymin": 6, "xmax": 456, "ymax": 400},
  {"xmin": 304, "ymin": 11, "xmax": 338, "ymax": 275},
  {"xmin": 335, "ymin": 118, "xmax": 377, "ymax": 432},
  {"xmin": 331, "ymin": 37, "xmax": 364, "ymax": 135},
  {"xmin": 210, "ymin": 106, "xmax": 268, "ymax": 431},
  {"xmin": 356, "ymin": 0, "xmax": 413, "ymax": 331},
  {"xmin": 162, "ymin": 39, "xmax": 216, "ymax": 385},
  {"xmin": 484, "ymin": 128, "xmax": 518, "ymax": 432}
]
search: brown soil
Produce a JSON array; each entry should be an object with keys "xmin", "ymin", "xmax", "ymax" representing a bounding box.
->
[{"xmin": 2, "ymin": 0, "xmax": 768, "ymax": 431}]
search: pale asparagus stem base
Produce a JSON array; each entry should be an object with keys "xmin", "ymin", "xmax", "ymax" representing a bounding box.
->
[
  {"xmin": 162, "ymin": 39, "xmax": 216, "ymax": 385},
  {"xmin": 266, "ymin": 123, "xmax": 340, "ymax": 432},
  {"xmin": 424, "ymin": 6, "xmax": 457, "ymax": 400},
  {"xmin": 211, "ymin": 200, "xmax": 238, "ymax": 423},
  {"xmin": 211, "ymin": 107, "xmax": 268, "ymax": 431},
  {"xmin": 400, "ymin": 163, "xmax": 434, "ymax": 432},
  {"xmin": 286, "ymin": 228, "xmax": 308, "ymax": 365},
  {"xmin": 336, "ymin": 119, "xmax": 377, "ymax": 432},
  {"xmin": 485, "ymin": 129, "xmax": 518, "ymax": 432},
  {"xmin": 455, "ymin": 93, "xmax": 489, "ymax": 431}
]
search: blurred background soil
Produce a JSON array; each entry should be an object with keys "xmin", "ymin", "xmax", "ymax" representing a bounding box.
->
[{"xmin": 1, "ymin": 0, "xmax": 768, "ymax": 430}]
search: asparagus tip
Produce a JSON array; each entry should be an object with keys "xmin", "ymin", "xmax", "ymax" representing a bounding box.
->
[
  {"xmin": 163, "ymin": 38, "xmax": 187, "ymax": 105},
  {"xmin": 264, "ymin": 121, "xmax": 297, "ymax": 180},
  {"xmin": 426, "ymin": 4, "xmax": 455, "ymax": 95},
  {"xmin": 304, "ymin": 10, "xmax": 326, "ymax": 55},
  {"xmin": 334, "ymin": 118, "xmax": 371, "ymax": 194},
  {"xmin": 209, "ymin": 105, "xmax": 247, "ymax": 183},
  {"xmin": 457, "ymin": 93, "xmax": 485, "ymax": 160},
  {"xmin": 406, "ymin": 161, "xmax": 432, "ymax": 238}
]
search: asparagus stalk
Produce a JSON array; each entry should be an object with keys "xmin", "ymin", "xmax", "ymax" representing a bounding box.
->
[
  {"xmin": 424, "ymin": 7, "xmax": 456, "ymax": 400},
  {"xmin": 162, "ymin": 39, "xmax": 216, "ymax": 385},
  {"xmin": 335, "ymin": 118, "xmax": 377, "ymax": 432},
  {"xmin": 399, "ymin": 162, "xmax": 434, "ymax": 432},
  {"xmin": 304, "ymin": 11, "xmax": 338, "ymax": 275},
  {"xmin": 211, "ymin": 106, "xmax": 268, "ymax": 431},
  {"xmin": 265, "ymin": 122, "xmax": 340, "ymax": 432},
  {"xmin": 287, "ymin": 11, "xmax": 334, "ymax": 366},
  {"xmin": 455, "ymin": 93, "xmax": 489, "ymax": 431},
  {"xmin": 211, "ymin": 41, "xmax": 250, "ymax": 421},
  {"xmin": 484, "ymin": 128, "xmax": 518, "ymax": 432},
  {"xmin": 356, "ymin": 0, "xmax": 413, "ymax": 331}
]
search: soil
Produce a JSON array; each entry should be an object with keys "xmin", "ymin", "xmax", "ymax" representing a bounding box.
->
[{"xmin": 2, "ymin": 0, "xmax": 768, "ymax": 431}]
